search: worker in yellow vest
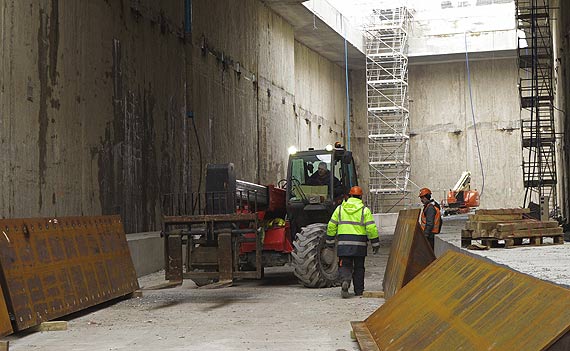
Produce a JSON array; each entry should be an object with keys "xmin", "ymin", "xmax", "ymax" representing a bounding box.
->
[
  {"xmin": 419, "ymin": 187, "xmax": 442, "ymax": 250},
  {"xmin": 326, "ymin": 186, "xmax": 380, "ymax": 298}
]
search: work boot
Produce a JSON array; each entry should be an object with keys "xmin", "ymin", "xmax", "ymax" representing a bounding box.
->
[
  {"xmin": 354, "ymin": 291, "xmax": 363, "ymax": 297},
  {"xmin": 341, "ymin": 281, "xmax": 350, "ymax": 299}
]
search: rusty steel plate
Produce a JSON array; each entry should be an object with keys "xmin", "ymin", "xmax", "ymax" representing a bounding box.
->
[
  {"xmin": 0, "ymin": 215, "xmax": 139, "ymax": 331},
  {"xmin": 0, "ymin": 285, "xmax": 13, "ymax": 336},
  {"xmin": 356, "ymin": 251, "xmax": 570, "ymax": 351},
  {"xmin": 382, "ymin": 209, "xmax": 435, "ymax": 300}
]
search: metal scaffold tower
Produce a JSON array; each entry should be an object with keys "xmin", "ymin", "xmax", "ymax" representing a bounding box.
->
[
  {"xmin": 515, "ymin": 0, "xmax": 557, "ymax": 215},
  {"xmin": 365, "ymin": 7, "xmax": 413, "ymax": 213}
]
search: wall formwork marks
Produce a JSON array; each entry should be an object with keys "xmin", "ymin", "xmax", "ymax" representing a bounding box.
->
[
  {"xmin": 0, "ymin": 0, "xmax": 365, "ymax": 231},
  {"xmin": 409, "ymin": 58, "xmax": 525, "ymax": 208}
]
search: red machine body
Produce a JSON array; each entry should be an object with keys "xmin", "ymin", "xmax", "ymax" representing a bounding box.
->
[
  {"xmin": 239, "ymin": 184, "xmax": 293, "ymax": 255},
  {"xmin": 445, "ymin": 190, "xmax": 480, "ymax": 215},
  {"xmin": 240, "ymin": 224, "xmax": 293, "ymax": 254}
]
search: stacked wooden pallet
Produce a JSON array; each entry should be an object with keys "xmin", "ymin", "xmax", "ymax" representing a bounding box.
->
[{"xmin": 461, "ymin": 208, "xmax": 564, "ymax": 249}]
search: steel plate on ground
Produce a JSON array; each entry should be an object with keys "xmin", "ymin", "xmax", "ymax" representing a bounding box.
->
[
  {"xmin": 0, "ymin": 286, "xmax": 13, "ymax": 336},
  {"xmin": 355, "ymin": 251, "xmax": 570, "ymax": 350},
  {"xmin": 0, "ymin": 215, "xmax": 139, "ymax": 331},
  {"xmin": 382, "ymin": 209, "xmax": 435, "ymax": 300}
]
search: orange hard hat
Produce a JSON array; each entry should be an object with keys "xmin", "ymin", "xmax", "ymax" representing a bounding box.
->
[
  {"xmin": 349, "ymin": 186, "xmax": 363, "ymax": 196},
  {"xmin": 418, "ymin": 187, "xmax": 431, "ymax": 197}
]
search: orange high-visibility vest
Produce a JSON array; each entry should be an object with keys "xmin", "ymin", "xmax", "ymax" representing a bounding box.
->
[{"xmin": 420, "ymin": 201, "xmax": 442, "ymax": 234}]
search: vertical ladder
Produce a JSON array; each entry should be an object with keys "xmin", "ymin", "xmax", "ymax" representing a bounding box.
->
[{"xmin": 516, "ymin": 0, "xmax": 557, "ymax": 214}]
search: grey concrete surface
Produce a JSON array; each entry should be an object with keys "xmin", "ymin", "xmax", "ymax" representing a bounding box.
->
[
  {"xmin": 408, "ymin": 58, "xmax": 525, "ymax": 210},
  {"xmin": 373, "ymin": 212, "xmax": 398, "ymax": 235},
  {"xmin": 6, "ymin": 239, "xmax": 392, "ymax": 351},
  {"xmin": 127, "ymin": 232, "xmax": 164, "ymax": 278},
  {"xmin": 0, "ymin": 0, "xmax": 367, "ymax": 233},
  {"xmin": 435, "ymin": 214, "xmax": 570, "ymax": 289}
]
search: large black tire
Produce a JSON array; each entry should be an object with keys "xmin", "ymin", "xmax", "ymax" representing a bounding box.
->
[{"xmin": 292, "ymin": 223, "xmax": 338, "ymax": 288}]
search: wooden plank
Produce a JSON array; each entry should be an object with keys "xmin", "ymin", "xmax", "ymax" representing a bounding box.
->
[
  {"xmin": 461, "ymin": 229, "xmax": 473, "ymax": 238},
  {"xmin": 496, "ymin": 220, "xmax": 559, "ymax": 232},
  {"xmin": 30, "ymin": 321, "xmax": 68, "ymax": 332},
  {"xmin": 351, "ymin": 321, "xmax": 380, "ymax": 351},
  {"xmin": 496, "ymin": 227, "xmax": 563, "ymax": 239},
  {"xmin": 469, "ymin": 214, "xmax": 523, "ymax": 222},
  {"xmin": 363, "ymin": 291, "xmax": 385, "ymax": 298},
  {"xmin": 129, "ymin": 290, "xmax": 143, "ymax": 298},
  {"xmin": 466, "ymin": 219, "xmax": 534, "ymax": 231},
  {"xmin": 0, "ymin": 341, "xmax": 8, "ymax": 351},
  {"xmin": 475, "ymin": 208, "xmax": 530, "ymax": 215},
  {"xmin": 142, "ymin": 281, "xmax": 183, "ymax": 290}
]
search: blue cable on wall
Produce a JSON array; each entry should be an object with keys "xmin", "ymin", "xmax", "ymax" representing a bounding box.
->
[{"xmin": 185, "ymin": 0, "xmax": 192, "ymax": 33}]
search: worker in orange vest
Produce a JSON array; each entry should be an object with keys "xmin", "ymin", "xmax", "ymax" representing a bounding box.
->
[{"xmin": 419, "ymin": 188, "xmax": 442, "ymax": 250}]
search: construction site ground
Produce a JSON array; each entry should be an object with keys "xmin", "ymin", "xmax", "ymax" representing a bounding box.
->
[
  {"xmin": 6, "ymin": 237, "xmax": 392, "ymax": 351},
  {"xmin": 7, "ymin": 215, "xmax": 570, "ymax": 350}
]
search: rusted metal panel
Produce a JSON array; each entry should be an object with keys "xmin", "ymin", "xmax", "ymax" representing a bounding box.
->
[
  {"xmin": 382, "ymin": 209, "xmax": 435, "ymax": 300},
  {"xmin": 0, "ymin": 286, "xmax": 13, "ymax": 337},
  {"xmin": 358, "ymin": 251, "xmax": 570, "ymax": 351},
  {"xmin": 0, "ymin": 216, "xmax": 139, "ymax": 331}
]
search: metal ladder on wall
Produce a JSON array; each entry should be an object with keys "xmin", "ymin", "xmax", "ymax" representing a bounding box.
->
[
  {"xmin": 516, "ymin": 0, "xmax": 557, "ymax": 215},
  {"xmin": 365, "ymin": 7, "xmax": 413, "ymax": 213}
]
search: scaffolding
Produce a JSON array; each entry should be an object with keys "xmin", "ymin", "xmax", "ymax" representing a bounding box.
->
[
  {"xmin": 365, "ymin": 7, "xmax": 413, "ymax": 213},
  {"xmin": 515, "ymin": 0, "xmax": 557, "ymax": 215}
]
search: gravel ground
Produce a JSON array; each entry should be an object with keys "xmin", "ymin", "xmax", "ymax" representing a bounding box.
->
[{"xmin": 6, "ymin": 236, "xmax": 393, "ymax": 351}]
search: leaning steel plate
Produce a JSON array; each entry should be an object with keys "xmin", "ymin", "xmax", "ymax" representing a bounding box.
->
[
  {"xmin": 0, "ymin": 215, "xmax": 139, "ymax": 331},
  {"xmin": 382, "ymin": 209, "xmax": 435, "ymax": 300},
  {"xmin": 354, "ymin": 251, "xmax": 570, "ymax": 350}
]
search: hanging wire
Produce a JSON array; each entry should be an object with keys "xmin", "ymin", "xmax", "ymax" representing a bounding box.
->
[{"xmin": 464, "ymin": 32, "xmax": 485, "ymax": 198}]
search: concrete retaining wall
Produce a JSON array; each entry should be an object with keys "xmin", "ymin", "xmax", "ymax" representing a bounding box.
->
[
  {"xmin": 127, "ymin": 232, "xmax": 164, "ymax": 278},
  {"xmin": 0, "ymin": 0, "xmax": 366, "ymax": 234}
]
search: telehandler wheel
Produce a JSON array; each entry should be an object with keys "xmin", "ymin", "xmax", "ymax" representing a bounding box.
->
[{"xmin": 292, "ymin": 223, "xmax": 338, "ymax": 288}]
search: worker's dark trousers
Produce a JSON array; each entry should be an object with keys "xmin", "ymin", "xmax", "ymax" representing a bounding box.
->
[{"xmin": 338, "ymin": 256, "xmax": 365, "ymax": 294}]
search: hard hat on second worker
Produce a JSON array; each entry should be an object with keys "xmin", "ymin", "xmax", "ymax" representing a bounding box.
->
[
  {"xmin": 418, "ymin": 188, "xmax": 432, "ymax": 197},
  {"xmin": 349, "ymin": 186, "xmax": 363, "ymax": 196}
]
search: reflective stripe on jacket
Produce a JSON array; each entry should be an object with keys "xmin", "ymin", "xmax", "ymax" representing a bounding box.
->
[
  {"xmin": 326, "ymin": 197, "xmax": 379, "ymax": 257},
  {"xmin": 420, "ymin": 200, "xmax": 442, "ymax": 234}
]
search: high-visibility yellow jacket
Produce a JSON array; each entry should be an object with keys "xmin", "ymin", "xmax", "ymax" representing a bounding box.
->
[{"xmin": 326, "ymin": 197, "xmax": 380, "ymax": 257}]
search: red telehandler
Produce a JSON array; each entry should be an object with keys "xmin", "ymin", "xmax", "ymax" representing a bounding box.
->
[{"xmin": 162, "ymin": 144, "xmax": 359, "ymax": 288}]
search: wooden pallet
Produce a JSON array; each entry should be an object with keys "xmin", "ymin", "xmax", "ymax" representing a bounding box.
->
[
  {"xmin": 463, "ymin": 208, "xmax": 562, "ymax": 246},
  {"xmin": 462, "ymin": 235, "xmax": 564, "ymax": 249}
]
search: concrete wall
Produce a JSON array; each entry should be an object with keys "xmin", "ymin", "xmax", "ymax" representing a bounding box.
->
[
  {"xmin": 0, "ymin": 0, "xmax": 366, "ymax": 231},
  {"xmin": 0, "ymin": 0, "xmax": 190, "ymax": 233},
  {"xmin": 408, "ymin": 58, "xmax": 524, "ymax": 208}
]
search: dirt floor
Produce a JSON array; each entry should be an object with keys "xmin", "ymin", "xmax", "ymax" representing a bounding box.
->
[{"xmin": 7, "ymin": 237, "xmax": 392, "ymax": 351}]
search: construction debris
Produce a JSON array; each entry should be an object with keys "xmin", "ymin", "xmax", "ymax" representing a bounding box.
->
[
  {"xmin": 382, "ymin": 209, "xmax": 435, "ymax": 300},
  {"xmin": 30, "ymin": 321, "xmax": 68, "ymax": 332},
  {"xmin": 461, "ymin": 208, "xmax": 563, "ymax": 249},
  {"xmin": 352, "ymin": 251, "xmax": 570, "ymax": 350}
]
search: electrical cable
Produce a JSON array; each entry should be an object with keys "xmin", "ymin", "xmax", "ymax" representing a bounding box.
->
[
  {"xmin": 464, "ymin": 32, "xmax": 485, "ymax": 197},
  {"xmin": 191, "ymin": 117, "xmax": 203, "ymax": 213}
]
